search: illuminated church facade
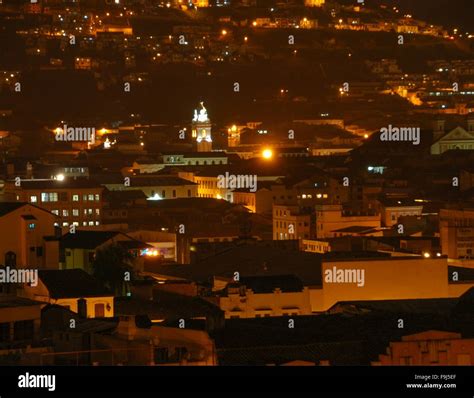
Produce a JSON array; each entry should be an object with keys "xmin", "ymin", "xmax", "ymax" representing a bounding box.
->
[{"xmin": 192, "ymin": 102, "xmax": 212, "ymax": 152}]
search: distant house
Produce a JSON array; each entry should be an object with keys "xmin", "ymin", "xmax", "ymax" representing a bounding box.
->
[
  {"xmin": 374, "ymin": 330, "xmax": 474, "ymax": 365},
  {"xmin": 0, "ymin": 296, "xmax": 45, "ymax": 357},
  {"xmin": 20, "ymin": 269, "xmax": 114, "ymax": 318},
  {"xmin": 59, "ymin": 230, "xmax": 151, "ymax": 272},
  {"xmin": 0, "ymin": 202, "xmax": 60, "ymax": 269},
  {"xmin": 219, "ymin": 275, "xmax": 313, "ymax": 319},
  {"xmin": 377, "ymin": 198, "xmax": 423, "ymax": 227}
]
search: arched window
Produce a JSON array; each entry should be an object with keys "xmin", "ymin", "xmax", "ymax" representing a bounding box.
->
[{"xmin": 5, "ymin": 252, "xmax": 16, "ymax": 268}]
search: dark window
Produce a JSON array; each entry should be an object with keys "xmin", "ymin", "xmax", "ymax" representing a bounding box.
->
[
  {"xmin": 187, "ymin": 189, "xmax": 191, "ymax": 197},
  {"xmin": 36, "ymin": 247, "xmax": 43, "ymax": 257},
  {"xmin": 0, "ymin": 323, "xmax": 9, "ymax": 342},
  {"xmin": 175, "ymin": 347, "xmax": 188, "ymax": 361},
  {"xmin": 172, "ymin": 190, "xmax": 176, "ymax": 198},
  {"xmin": 5, "ymin": 252, "xmax": 16, "ymax": 267},
  {"xmin": 60, "ymin": 192, "xmax": 68, "ymax": 201},
  {"xmin": 154, "ymin": 347, "xmax": 169, "ymax": 363},
  {"xmin": 13, "ymin": 320, "xmax": 34, "ymax": 341}
]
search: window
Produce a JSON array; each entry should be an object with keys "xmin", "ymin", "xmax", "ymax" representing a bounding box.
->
[
  {"xmin": 36, "ymin": 247, "xmax": 43, "ymax": 257},
  {"xmin": 95, "ymin": 209, "xmax": 100, "ymax": 215},
  {"xmin": 72, "ymin": 195, "xmax": 79, "ymax": 202},
  {"xmin": 172, "ymin": 190, "xmax": 176, "ymax": 198},
  {"xmin": 83, "ymin": 194, "xmax": 88, "ymax": 201},
  {"xmin": 175, "ymin": 347, "xmax": 188, "ymax": 361},
  {"xmin": 41, "ymin": 192, "xmax": 58, "ymax": 202},
  {"xmin": 162, "ymin": 190, "xmax": 166, "ymax": 198},
  {"xmin": 28, "ymin": 223, "xmax": 35, "ymax": 230},
  {"xmin": 72, "ymin": 209, "xmax": 79, "ymax": 216},
  {"xmin": 0, "ymin": 323, "xmax": 9, "ymax": 342},
  {"xmin": 62, "ymin": 209, "xmax": 69, "ymax": 217},
  {"xmin": 188, "ymin": 189, "xmax": 191, "ymax": 197},
  {"xmin": 88, "ymin": 221, "xmax": 94, "ymax": 226},
  {"xmin": 88, "ymin": 194, "xmax": 94, "ymax": 201},
  {"xmin": 13, "ymin": 320, "xmax": 34, "ymax": 341},
  {"xmin": 62, "ymin": 222, "xmax": 68, "ymax": 227},
  {"xmin": 154, "ymin": 348, "xmax": 169, "ymax": 363},
  {"xmin": 30, "ymin": 195, "xmax": 37, "ymax": 203},
  {"xmin": 95, "ymin": 194, "xmax": 100, "ymax": 201},
  {"xmin": 51, "ymin": 210, "xmax": 59, "ymax": 215},
  {"xmin": 59, "ymin": 192, "xmax": 68, "ymax": 201}
]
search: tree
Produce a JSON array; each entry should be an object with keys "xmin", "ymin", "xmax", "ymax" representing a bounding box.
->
[{"xmin": 92, "ymin": 244, "xmax": 134, "ymax": 296}]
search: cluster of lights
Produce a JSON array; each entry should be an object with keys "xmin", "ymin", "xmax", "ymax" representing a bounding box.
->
[
  {"xmin": 142, "ymin": 248, "xmax": 159, "ymax": 257},
  {"xmin": 423, "ymin": 252, "xmax": 442, "ymax": 258}
]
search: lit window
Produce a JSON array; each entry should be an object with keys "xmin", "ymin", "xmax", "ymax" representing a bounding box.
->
[
  {"xmin": 28, "ymin": 223, "xmax": 35, "ymax": 230},
  {"xmin": 62, "ymin": 222, "xmax": 69, "ymax": 227},
  {"xmin": 88, "ymin": 194, "xmax": 94, "ymax": 201},
  {"xmin": 95, "ymin": 194, "xmax": 100, "ymax": 201},
  {"xmin": 83, "ymin": 194, "xmax": 88, "ymax": 201},
  {"xmin": 30, "ymin": 196, "xmax": 37, "ymax": 203},
  {"xmin": 95, "ymin": 209, "xmax": 100, "ymax": 215},
  {"xmin": 62, "ymin": 209, "xmax": 69, "ymax": 217},
  {"xmin": 72, "ymin": 195, "xmax": 79, "ymax": 201},
  {"xmin": 88, "ymin": 221, "xmax": 94, "ymax": 226},
  {"xmin": 95, "ymin": 221, "xmax": 100, "ymax": 226},
  {"xmin": 51, "ymin": 210, "xmax": 59, "ymax": 215},
  {"xmin": 72, "ymin": 209, "xmax": 79, "ymax": 216},
  {"xmin": 42, "ymin": 192, "xmax": 58, "ymax": 202}
]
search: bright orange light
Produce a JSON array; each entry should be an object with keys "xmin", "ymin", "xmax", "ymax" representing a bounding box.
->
[
  {"xmin": 252, "ymin": 21, "xmax": 257, "ymax": 27},
  {"xmin": 364, "ymin": 134, "xmax": 369, "ymax": 139},
  {"xmin": 262, "ymin": 148, "xmax": 273, "ymax": 159},
  {"xmin": 221, "ymin": 29, "xmax": 227, "ymax": 36}
]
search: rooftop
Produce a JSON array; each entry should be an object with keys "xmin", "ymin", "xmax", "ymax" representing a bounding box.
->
[{"xmin": 38, "ymin": 269, "xmax": 112, "ymax": 299}]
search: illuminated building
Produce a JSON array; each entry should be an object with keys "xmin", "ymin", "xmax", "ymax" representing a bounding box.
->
[
  {"xmin": 304, "ymin": 0, "xmax": 324, "ymax": 6},
  {"xmin": 5, "ymin": 179, "xmax": 104, "ymax": 230},
  {"xmin": 192, "ymin": 102, "xmax": 212, "ymax": 152}
]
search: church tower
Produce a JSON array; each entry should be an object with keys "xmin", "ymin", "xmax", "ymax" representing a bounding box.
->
[{"xmin": 192, "ymin": 102, "xmax": 212, "ymax": 152}]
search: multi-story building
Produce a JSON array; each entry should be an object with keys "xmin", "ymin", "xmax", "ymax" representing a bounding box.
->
[
  {"xmin": 5, "ymin": 179, "xmax": 104, "ymax": 229},
  {"xmin": 273, "ymin": 204, "xmax": 314, "ymax": 240},
  {"xmin": 315, "ymin": 204, "xmax": 380, "ymax": 239},
  {"xmin": 439, "ymin": 208, "xmax": 474, "ymax": 259}
]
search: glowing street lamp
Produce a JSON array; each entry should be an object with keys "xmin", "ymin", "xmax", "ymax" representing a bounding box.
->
[{"xmin": 262, "ymin": 148, "xmax": 273, "ymax": 159}]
